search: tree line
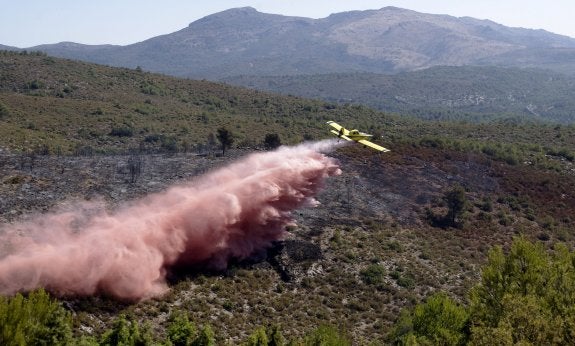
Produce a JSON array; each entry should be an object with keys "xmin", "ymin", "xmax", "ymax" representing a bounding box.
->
[
  {"xmin": 0, "ymin": 290, "xmax": 349, "ymax": 345},
  {"xmin": 2, "ymin": 237, "xmax": 573, "ymax": 345},
  {"xmin": 390, "ymin": 237, "xmax": 575, "ymax": 345}
]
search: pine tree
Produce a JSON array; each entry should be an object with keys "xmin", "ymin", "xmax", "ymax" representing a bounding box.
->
[
  {"xmin": 443, "ymin": 184, "xmax": 467, "ymax": 227},
  {"xmin": 167, "ymin": 312, "xmax": 197, "ymax": 346},
  {"xmin": 216, "ymin": 128, "xmax": 234, "ymax": 156}
]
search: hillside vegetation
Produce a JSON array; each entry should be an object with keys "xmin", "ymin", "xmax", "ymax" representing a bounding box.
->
[
  {"xmin": 224, "ymin": 66, "xmax": 575, "ymax": 124},
  {"xmin": 0, "ymin": 51, "xmax": 337, "ymax": 153},
  {"xmin": 392, "ymin": 237, "xmax": 575, "ymax": 345},
  {"xmin": 1, "ymin": 51, "xmax": 575, "ymax": 344},
  {"xmin": 1, "ymin": 51, "xmax": 574, "ymax": 158},
  {"xmin": 5, "ymin": 237, "xmax": 575, "ymax": 345}
]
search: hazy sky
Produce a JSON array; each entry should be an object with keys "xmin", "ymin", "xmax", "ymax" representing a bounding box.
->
[{"xmin": 2, "ymin": 0, "xmax": 574, "ymax": 47}]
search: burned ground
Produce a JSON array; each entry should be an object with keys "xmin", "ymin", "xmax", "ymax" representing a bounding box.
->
[{"xmin": 0, "ymin": 145, "xmax": 573, "ymax": 343}]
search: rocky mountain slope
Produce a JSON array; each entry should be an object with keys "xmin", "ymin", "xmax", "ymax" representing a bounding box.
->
[{"xmin": 23, "ymin": 7, "xmax": 575, "ymax": 78}]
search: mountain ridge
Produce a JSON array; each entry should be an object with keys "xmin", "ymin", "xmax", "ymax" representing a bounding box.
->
[{"xmin": 12, "ymin": 7, "xmax": 575, "ymax": 78}]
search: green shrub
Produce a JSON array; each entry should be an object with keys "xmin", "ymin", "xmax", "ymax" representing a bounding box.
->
[
  {"xmin": 144, "ymin": 133, "xmax": 162, "ymax": 143},
  {"xmin": 160, "ymin": 136, "xmax": 179, "ymax": 153},
  {"xmin": 0, "ymin": 289, "xmax": 72, "ymax": 346},
  {"xmin": 302, "ymin": 325, "xmax": 351, "ymax": 346},
  {"xmin": 104, "ymin": 315, "xmax": 154, "ymax": 345},
  {"xmin": 192, "ymin": 325, "xmax": 215, "ymax": 346},
  {"xmin": 389, "ymin": 293, "xmax": 468, "ymax": 345},
  {"xmin": 360, "ymin": 264, "xmax": 386, "ymax": 285},
  {"xmin": 140, "ymin": 80, "xmax": 167, "ymax": 96},
  {"xmin": 546, "ymin": 147, "xmax": 575, "ymax": 162},
  {"xmin": 267, "ymin": 325, "xmax": 286, "ymax": 346},
  {"xmin": 26, "ymin": 79, "xmax": 45, "ymax": 90},
  {"xmin": 479, "ymin": 197, "xmax": 493, "ymax": 212},
  {"xmin": 243, "ymin": 326, "xmax": 268, "ymax": 346},
  {"xmin": 396, "ymin": 274, "xmax": 415, "ymax": 289},
  {"xmin": 167, "ymin": 311, "xmax": 197, "ymax": 346},
  {"xmin": 391, "ymin": 237, "xmax": 575, "ymax": 345},
  {"xmin": 0, "ymin": 102, "xmax": 9, "ymax": 118}
]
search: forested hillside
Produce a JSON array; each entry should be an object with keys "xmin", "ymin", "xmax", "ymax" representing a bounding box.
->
[
  {"xmin": 1, "ymin": 51, "xmax": 574, "ymax": 155},
  {"xmin": 224, "ymin": 66, "xmax": 575, "ymax": 124}
]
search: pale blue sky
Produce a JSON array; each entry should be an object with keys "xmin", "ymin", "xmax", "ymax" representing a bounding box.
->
[{"xmin": 2, "ymin": 0, "xmax": 574, "ymax": 47}]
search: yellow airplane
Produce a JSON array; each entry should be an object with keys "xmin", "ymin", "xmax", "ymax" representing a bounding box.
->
[{"xmin": 327, "ymin": 121, "xmax": 390, "ymax": 152}]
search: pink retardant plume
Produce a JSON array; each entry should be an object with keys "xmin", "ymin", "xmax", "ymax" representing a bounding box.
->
[{"xmin": 0, "ymin": 141, "xmax": 341, "ymax": 301}]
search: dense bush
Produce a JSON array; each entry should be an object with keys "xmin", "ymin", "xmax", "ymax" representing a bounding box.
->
[
  {"xmin": 0, "ymin": 289, "xmax": 73, "ymax": 346},
  {"xmin": 99, "ymin": 314, "xmax": 153, "ymax": 346},
  {"xmin": 389, "ymin": 293, "xmax": 468, "ymax": 345},
  {"xmin": 301, "ymin": 325, "xmax": 351, "ymax": 346},
  {"xmin": 427, "ymin": 184, "xmax": 468, "ymax": 229},
  {"xmin": 390, "ymin": 237, "xmax": 575, "ymax": 345},
  {"xmin": 166, "ymin": 311, "xmax": 197, "ymax": 346},
  {"xmin": 546, "ymin": 147, "xmax": 575, "ymax": 161},
  {"xmin": 263, "ymin": 133, "xmax": 282, "ymax": 150},
  {"xmin": 109, "ymin": 126, "xmax": 134, "ymax": 137},
  {"xmin": 360, "ymin": 264, "xmax": 386, "ymax": 285},
  {"xmin": 26, "ymin": 79, "xmax": 45, "ymax": 90},
  {"xmin": 216, "ymin": 127, "xmax": 234, "ymax": 156}
]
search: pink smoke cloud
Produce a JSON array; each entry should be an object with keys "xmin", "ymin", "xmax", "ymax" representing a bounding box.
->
[{"xmin": 0, "ymin": 141, "xmax": 341, "ymax": 300}]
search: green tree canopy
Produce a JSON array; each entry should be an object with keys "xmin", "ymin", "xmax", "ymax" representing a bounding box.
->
[
  {"xmin": 391, "ymin": 237, "xmax": 575, "ymax": 345},
  {"xmin": 0, "ymin": 289, "xmax": 72, "ymax": 346},
  {"xmin": 167, "ymin": 311, "xmax": 197, "ymax": 346},
  {"xmin": 389, "ymin": 293, "xmax": 469, "ymax": 345},
  {"xmin": 216, "ymin": 128, "xmax": 234, "ymax": 156},
  {"xmin": 100, "ymin": 314, "xmax": 153, "ymax": 346},
  {"xmin": 443, "ymin": 184, "xmax": 467, "ymax": 228}
]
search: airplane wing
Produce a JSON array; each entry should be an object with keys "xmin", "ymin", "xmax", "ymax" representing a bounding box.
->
[
  {"xmin": 330, "ymin": 130, "xmax": 353, "ymax": 141},
  {"xmin": 327, "ymin": 121, "xmax": 349, "ymax": 135},
  {"xmin": 358, "ymin": 139, "xmax": 391, "ymax": 152},
  {"xmin": 326, "ymin": 121, "xmax": 343, "ymax": 131},
  {"xmin": 327, "ymin": 121, "xmax": 351, "ymax": 139}
]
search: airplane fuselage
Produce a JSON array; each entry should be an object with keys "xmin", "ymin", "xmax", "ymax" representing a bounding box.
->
[
  {"xmin": 327, "ymin": 120, "xmax": 390, "ymax": 152},
  {"xmin": 345, "ymin": 129, "xmax": 372, "ymax": 141}
]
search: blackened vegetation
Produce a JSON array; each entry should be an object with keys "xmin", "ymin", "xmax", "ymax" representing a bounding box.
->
[
  {"xmin": 127, "ymin": 153, "xmax": 142, "ymax": 184},
  {"xmin": 268, "ymin": 240, "xmax": 322, "ymax": 282},
  {"xmin": 283, "ymin": 240, "xmax": 323, "ymax": 262},
  {"xmin": 263, "ymin": 133, "xmax": 282, "ymax": 150},
  {"xmin": 1, "ymin": 140, "xmax": 575, "ymax": 343}
]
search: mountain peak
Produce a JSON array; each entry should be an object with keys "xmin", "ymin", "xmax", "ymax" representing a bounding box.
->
[
  {"xmin": 218, "ymin": 6, "xmax": 259, "ymax": 15},
  {"xmin": 379, "ymin": 6, "xmax": 410, "ymax": 11},
  {"xmin": 29, "ymin": 6, "xmax": 575, "ymax": 78},
  {"xmin": 189, "ymin": 6, "xmax": 276, "ymax": 28},
  {"xmin": 195, "ymin": 7, "xmax": 259, "ymax": 20}
]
